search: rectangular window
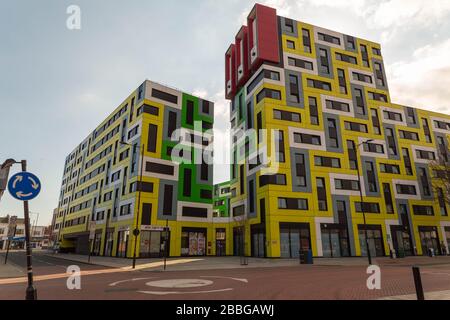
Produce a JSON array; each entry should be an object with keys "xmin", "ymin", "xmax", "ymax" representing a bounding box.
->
[
  {"xmin": 335, "ymin": 179, "xmax": 360, "ymax": 191},
  {"xmin": 326, "ymin": 100, "xmax": 350, "ymax": 112},
  {"xmin": 152, "ymin": 88, "xmax": 178, "ymax": 104},
  {"xmin": 354, "ymin": 88, "xmax": 365, "ymax": 115},
  {"xmin": 355, "ymin": 202, "xmax": 380, "ymax": 213},
  {"xmin": 360, "ymin": 44, "xmax": 370, "ymax": 67},
  {"xmin": 402, "ymin": 148, "xmax": 413, "ymax": 175},
  {"xmin": 316, "ymin": 177, "xmax": 327, "ymax": 211},
  {"xmin": 380, "ymin": 163, "xmax": 400, "ymax": 174},
  {"xmin": 200, "ymin": 189, "xmax": 212, "ymax": 200},
  {"xmin": 183, "ymin": 169, "xmax": 192, "ymax": 197},
  {"xmin": 344, "ymin": 121, "xmax": 368, "ymax": 133},
  {"xmin": 294, "ymin": 133, "xmax": 321, "ymax": 145},
  {"xmin": 286, "ymin": 40, "xmax": 295, "ymax": 49},
  {"xmin": 337, "ymin": 68, "xmax": 347, "ymax": 94},
  {"xmin": 259, "ymin": 174, "xmax": 287, "ymax": 187},
  {"xmin": 363, "ymin": 142, "xmax": 384, "ymax": 154},
  {"xmin": 352, "ymin": 72, "xmax": 373, "ymax": 84},
  {"xmin": 201, "ymin": 160, "xmax": 209, "ymax": 181},
  {"xmin": 247, "ymin": 102, "xmax": 253, "ymax": 129},
  {"xmin": 239, "ymin": 164, "xmax": 245, "ymax": 195},
  {"xmin": 248, "ymin": 181, "xmax": 255, "ymax": 213},
  {"xmin": 399, "ymin": 130, "xmax": 419, "ymax": 141},
  {"xmin": 419, "ymin": 167, "xmax": 431, "ymax": 196},
  {"xmin": 438, "ymin": 188, "xmax": 448, "ymax": 216},
  {"xmin": 285, "ymin": 18, "xmax": 294, "ymax": 32},
  {"xmin": 396, "ymin": 184, "xmax": 417, "ymax": 195},
  {"xmin": 202, "ymin": 100, "xmax": 210, "ymax": 113},
  {"xmin": 186, "ymin": 101, "xmax": 194, "ymax": 125},
  {"xmin": 368, "ymin": 91, "xmax": 388, "ymax": 102},
  {"xmin": 412, "ymin": 205, "xmax": 434, "ymax": 216},
  {"xmin": 287, "ymin": 57, "xmax": 314, "ymax": 70},
  {"xmin": 383, "ymin": 183, "xmax": 394, "ymax": 214},
  {"xmin": 182, "ymin": 206, "xmax": 208, "ymax": 218},
  {"xmin": 257, "ymin": 112, "xmax": 262, "ymax": 144},
  {"xmin": 309, "ymin": 97, "xmax": 319, "ymax": 125},
  {"xmin": 137, "ymin": 104, "xmax": 159, "ymax": 116},
  {"xmin": 278, "ymin": 198, "xmax": 308, "ymax": 210},
  {"xmin": 163, "ymin": 185, "xmax": 173, "ymax": 215},
  {"xmin": 385, "ymin": 127, "xmax": 398, "ymax": 156},
  {"xmin": 167, "ymin": 111, "xmax": 177, "ymax": 138},
  {"xmin": 366, "ymin": 161, "xmax": 377, "ymax": 192},
  {"xmin": 374, "ymin": 62, "xmax": 385, "ymax": 86},
  {"xmin": 416, "ymin": 149, "xmax": 436, "ymax": 160},
  {"xmin": 302, "ymin": 28, "xmax": 311, "ymax": 53},
  {"xmin": 256, "ymin": 88, "xmax": 282, "ymax": 103},
  {"xmin": 318, "ymin": 32, "xmax": 340, "ymax": 45},
  {"xmin": 422, "ymin": 118, "xmax": 432, "ymax": 143},
  {"xmin": 238, "ymin": 94, "xmax": 243, "ymax": 120},
  {"xmin": 288, "ymin": 74, "xmax": 300, "ymax": 103},
  {"xmin": 319, "ymin": 48, "xmax": 330, "ymax": 74},
  {"xmin": 347, "ymin": 36, "xmax": 355, "ymax": 49},
  {"xmin": 232, "ymin": 205, "xmax": 245, "ymax": 217},
  {"xmin": 327, "ymin": 118, "xmax": 339, "ymax": 148},
  {"xmin": 141, "ymin": 203, "xmax": 152, "ymax": 225},
  {"xmin": 314, "ymin": 156, "xmax": 341, "ymax": 168},
  {"xmin": 148, "ymin": 124, "xmax": 158, "ymax": 153},
  {"xmin": 335, "ymin": 52, "xmax": 357, "ymax": 64},
  {"xmin": 307, "ymin": 78, "xmax": 331, "ymax": 91},
  {"xmin": 276, "ymin": 130, "xmax": 285, "ymax": 163},
  {"xmin": 383, "ymin": 110, "xmax": 403, "ymax": 122},
  {"xmin": 273, "ymin": 109, "xmax": 301, "ymax": 123},
  {"xmin": 294, "ymin": 153, "xmax": 306, "ymax": 187},
  {"xmin": 146, "ymin": 162, "xmax": 174, "ymax": 176}
]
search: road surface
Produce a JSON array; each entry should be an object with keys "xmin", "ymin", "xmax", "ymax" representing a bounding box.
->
[{"xmin": 1, "ymin": 251, "xmax": 450, "ymax": 300}]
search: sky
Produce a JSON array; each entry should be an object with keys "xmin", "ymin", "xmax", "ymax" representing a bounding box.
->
[{"xmin": 1, "ymin": 0, "xmax": 450, "ymax": 226}]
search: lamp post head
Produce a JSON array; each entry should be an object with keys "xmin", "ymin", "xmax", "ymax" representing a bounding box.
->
[{"xmin": 1, "ymin": 159, "xmax": 18, "ymax": 169}]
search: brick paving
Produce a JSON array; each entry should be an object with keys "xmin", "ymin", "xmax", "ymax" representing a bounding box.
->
[{"xmin": 1, "ymin": 251, "xmax": 450, "ymax": 300}]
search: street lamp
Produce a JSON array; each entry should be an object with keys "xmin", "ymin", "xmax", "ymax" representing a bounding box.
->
[
  {"xmin": 1, "ymin": 159, "xmax": 37, "ymax": 300},
  {"xmin": 355, "ymin": 139, "xmax": 374, "ymax": 266},
  {"xmin": 120, "ymin": 141, "xmax": 145, "ymax": 269}
]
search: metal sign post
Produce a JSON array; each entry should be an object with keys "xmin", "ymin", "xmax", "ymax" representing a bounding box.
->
[{"xmin": 7, "ymin": 161, "xmax": 41, "ymax": 300}]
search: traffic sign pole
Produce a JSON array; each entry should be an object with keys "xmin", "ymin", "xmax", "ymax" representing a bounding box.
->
[{"xmin": 21, "ymin": 160, "xmax": 37, "ymax": 300}]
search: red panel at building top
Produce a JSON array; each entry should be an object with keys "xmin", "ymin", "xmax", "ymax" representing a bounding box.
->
[
  {"xmin": 225, "ymin": 44, "xmax": 236, "ymax": 100},
  {"xmin": 235, "ymin": 26, "xmax": 250, "ymax": 88},
  {"xmin": 248, "ymin": 3, "xmax": 280, "ymax": 72}
]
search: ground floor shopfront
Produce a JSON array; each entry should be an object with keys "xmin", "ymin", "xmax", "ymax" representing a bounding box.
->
[
  {"xmin": 236, "ymin": 220, "xmax": 450, "ymax": 258},
  {"xmin": 58, "ymin": 220, "xmax": 450, "ymax": 259},
  {"xmin": 58, "ymin": 221, "xmax": 233, "ymax": 258}
]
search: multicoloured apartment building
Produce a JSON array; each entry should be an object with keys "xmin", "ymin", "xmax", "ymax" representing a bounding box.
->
[
  {"xmin": 225, "ymin": 3, "xmax": 450, "ymax": 258},
  {"xmin": 54, "ymin": 4, "xmax": 450, "ymax": 260},
  {"xmin": 54, "ymin": 80, "xmax": 233, "ymax": 258}
]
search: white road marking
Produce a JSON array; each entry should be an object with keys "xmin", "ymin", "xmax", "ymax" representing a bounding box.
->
[
  {"xmin": 109, "ymin": 277, "xmax": 156, "ymax": 287},
  {"xmin": 137, "ymin": 288, "xmax": 234, "ymax": 295},
  {"xmin": 145, "ymin": 279, "xmax": 213, "ymax": 288},
  {"xmin": 200, "ymin": 275, "xmax": 248, "ymax": 283}
]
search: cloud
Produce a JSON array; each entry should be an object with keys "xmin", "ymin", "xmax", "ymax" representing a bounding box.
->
[{"xmin": 386, "ymin": 38, "xmax": 450, "ymax": 113}]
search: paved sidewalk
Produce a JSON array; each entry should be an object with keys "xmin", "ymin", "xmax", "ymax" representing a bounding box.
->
[
  {"xmin": 43, "ymin": 253, "xmax": 304, "ymax": 270},
  {"xmin": 42, "ymin": 252, "xmax": 450, "ymax": 271},
  {"xmin": 0, "ymin": 259, "xmax": 24, "ymax": 279},
  {"xmin": 380, "ymin": 290, "xmax": 450, "ymax": 300}
]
